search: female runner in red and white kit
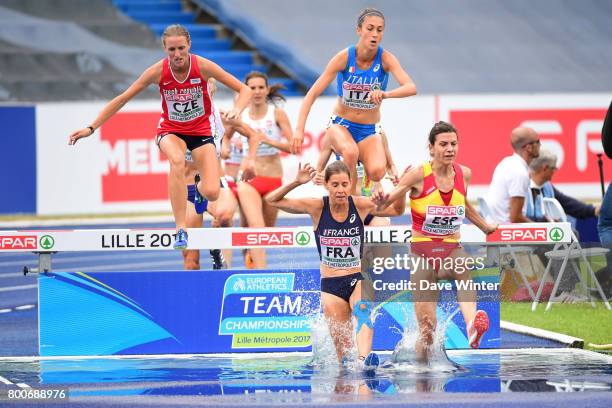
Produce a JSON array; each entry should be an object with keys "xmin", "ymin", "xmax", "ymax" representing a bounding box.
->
[
  {"xmin": 236, "ymin": 71, "xmax": 293, "ymax": 268},
  {"xmin": 68, "ymin": 24, "xmax": 252, "ymax": 249}
]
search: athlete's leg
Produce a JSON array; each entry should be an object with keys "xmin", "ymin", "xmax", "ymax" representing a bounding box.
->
[
  {"xmin": 326, "ymin": 125, "xmax": 360, "ymax": 193},
  {"xmin": 182, "ymin": 200, "xmax": 204, "ymax": 270},
  {"xmin": 208, "ymin": 187, "xmax": 237, "ymax": 268},
  {"xmin": 439, "ymin": 247, "xmax": 489, "ymax": 348},
  {"xmin": 190, "ymin": 143, "xmax": 221, "ymax": 202},
  {"xmin": 439, "ymin": 247, "xmax": 477, "ymax": 325},
  {"xmin": 349, "ymin": 281, "xmax": 374, "ymax": 360},
  {"xmin": 358, "ymin": 133, "xmax": 386, "ymax": 182},
  {"xmin": 159, "ymin": 134, "xmax": 189, "ymax": 231},
  {"xmin": 410, "ymin": 255, "xmax": 440, "ymax": 363},
  {"xmin": 321, "ymin": 292, "xmax": 353, "ymax": 362},
  {"xmin": 236, "ymin": 181, "xmax": 267, "ymax": 268}
]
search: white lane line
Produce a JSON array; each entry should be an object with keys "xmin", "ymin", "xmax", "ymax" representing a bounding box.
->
[
  {"xmin": 16, "ymin": 383, "xmax": 31, "ymax": 389},
  {"xmin": 81, "ymin": 260, "xmax": 183, "ymax": 271},
  {"xmin": 0, "ymin": 309, "xmax": 11, "ymax": 313},
  {"xmin": 0, "ymin": 284, "xmax": 37, "ymax": 293},
  {"xmin": 0, "ymin": 252, "xmax": 173, "ymax": 268},
  {"xmin": 14, "ymin": 305, "xmax": 35, "ymax": 311},
  {"xmin": 0, "ymin": 273, "xmax": 26, "ymax": 278},
  {"xmin": 0, "ymin": 375, "xmax": 13, "ymax": 385}
]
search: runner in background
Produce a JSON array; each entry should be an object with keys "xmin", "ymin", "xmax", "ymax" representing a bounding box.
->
[
  {"xmin": 292, "ymin": 8, "xmax": 416, "ymax": 193},
  {"xmin": 236, "ymin": 71, "xmax": 293, "ymax": 269},
  {"xmin": 68, "ymin": 24, "xmax": 252, "ymax": 250},
  {"xmin": 183, "ymin": 78, "xmax": 259, "ymax": 269}
]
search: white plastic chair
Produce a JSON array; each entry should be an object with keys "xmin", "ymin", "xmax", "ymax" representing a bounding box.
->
[
  {"xmin": 531, "ymin": 197, "xmax": 611, "ymax": 311},
  {"xmin": 477, "ymin": 197, "xmax": 538, "ymax": 301}
]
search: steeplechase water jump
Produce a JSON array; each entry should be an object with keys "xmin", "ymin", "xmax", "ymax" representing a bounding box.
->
[{"xmin": 1, "ymin": 2, "xmax": 611, "ymax": 407}]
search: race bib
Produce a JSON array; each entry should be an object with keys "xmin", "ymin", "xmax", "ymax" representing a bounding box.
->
[
  {"xmin": 341, "ymin": 82, "xmax": 379, "ymax": 109},
  {"xmin": 319, "ymin": 236, "xmax": 361, "ymax": 268},
  {"xmin": 422, "ymin": 205, "xmax": 465, "ymax": 236},
  {"xmin": 165, "ymin": 90, "xmax": 205, "ymax": 122}
]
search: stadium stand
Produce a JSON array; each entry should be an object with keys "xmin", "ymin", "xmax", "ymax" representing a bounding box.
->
[
  {"xmin": 200, "ymin": 0, "xmax": 612, "ymax": 93},
  {"xmin": 0, "ymin": 0, "xmax": 301, "ymax": 101},
  {"xmin": 1, "ymin": 0, "xmax": 609, "ymax": 101}
]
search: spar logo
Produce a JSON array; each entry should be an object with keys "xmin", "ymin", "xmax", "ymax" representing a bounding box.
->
[
  {"xmin": 488, "ymin": 227, "xmax": 548, "ymax": 242},
  {"xmin": 100, "ymin": 112, "xmax": 169, "ymax": 202},
  {"xmin": 450, "ymin": 108, "xmax": 607, "ymax": 184},
  {"xmin": 232, "ymin": 231, "xmax": 294, "ymax": 247},
  {"xmin": 295, "ymin": 231, "xmax": 310, "ymax": 246},
  {"xmin": 0, "ymin": 236, "xmax": 37, "ymax": 250},
  {"xmin": 39, "ymin": 235, "xmax": 55, "ymax": 250},
  {"xmin": 320, "ymin": 237, "xmax": 350, "ymax": 246},
  {"xmin": 427, "ymin": 206, "xmax": 464, "ymax": 216},
  {"xmin": 549, "ymin": 227, "xmax": 564, "ymax": 242}
]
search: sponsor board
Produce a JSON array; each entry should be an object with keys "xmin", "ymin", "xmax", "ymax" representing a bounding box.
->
[
  {"xmin": 486, "ymin": 224, "xmax": 569, "ymax": 243},
  {"xmin": 219, "ymin": 273, "xmax": 318, "ymax": 349},
  {"xmin": 39, "ymin": 268, "xmax": 499, "ymax": 356},
  {"xmin": 0, "ymin": 223, "xmax": 570, "ymax": 252},
  {"xmin": 0, "ymin": 236, "xmax": 38, "ymax": 250}
]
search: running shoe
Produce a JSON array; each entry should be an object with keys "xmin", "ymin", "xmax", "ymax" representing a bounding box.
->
[
  {"xmin": 362, "ymin": 352, "xmax": 379, "ymax": 376},
  {"xmin": 187, "ymin": 184, "xmax": 209, "ymax": 214},
  {"xmin": 467, "ymin": 310, "xmax": 489, "ymax": 349},
  {"xmin": 173, "ymin": 228, "xmax": 188, "ymax": 250},
  {"xmin": 193, "ymin": 174, "xmax": 208, "ymax": 214},
  {"xmin": 210, "ymin": 249, "xmax": 228, "ymax": 270}
]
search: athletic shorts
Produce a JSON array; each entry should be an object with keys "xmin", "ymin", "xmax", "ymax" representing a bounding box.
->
[
  {"xmin": 156, "ymin": 132, "xmax": 214, "ymax": 152},
  {"xmin": 225, "ymin": 176, "xmax": 239, "ymax": 198},
  {"xmin": 246, "ymin": 176, "xmax": 282, "ymax": 197},
  {"xmin": 410, "ymin": 237, "xmax": 461, "ymax": 270},
  {"xmin": 320, "ymin": 272, "xmax": 363, "ymax": 303},
  {"xmin": 328, "ymin": 115, "xmax": 381, "ymax": 144}
]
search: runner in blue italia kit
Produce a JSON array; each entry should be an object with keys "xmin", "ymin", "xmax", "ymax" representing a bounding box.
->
[
  {"xmin": 292, "ymin": 8, "xmax": 416, "ymax": 193},
  {"xmin": 266, "ymin": 161, "xmax": 405, "ymax": 370}
]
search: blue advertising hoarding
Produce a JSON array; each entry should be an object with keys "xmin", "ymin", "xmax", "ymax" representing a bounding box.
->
[
  {"xmin": 39, "ymin": 268, "xmax": 499, "ymax": 356},
  {"xmin": 0, "ymin": 106, "xmax": 36, "ymax": 213}
]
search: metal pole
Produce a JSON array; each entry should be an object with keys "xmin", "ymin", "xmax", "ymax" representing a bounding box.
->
[{"xmin": 598, "ymin": 153, "xmax": 605, "ymax": 198}]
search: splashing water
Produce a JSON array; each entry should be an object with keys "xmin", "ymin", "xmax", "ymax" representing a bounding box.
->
[{"xmin": 386, "ymin": 304, "xmax": 460, "ymax": 373}]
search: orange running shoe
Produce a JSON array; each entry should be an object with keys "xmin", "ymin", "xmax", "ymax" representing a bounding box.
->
[{"xmin": 467, "ymin": 310, "xmax": 489, "ymax": 349}]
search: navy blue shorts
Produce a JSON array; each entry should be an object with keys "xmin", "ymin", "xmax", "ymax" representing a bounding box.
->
[
  {"xmin": 156, "ymin": 132, "xmax": 214, "ymax": 152},
  {"xmin": 320, "ymin": 272, "xmax": 363, "ymax": 303}
]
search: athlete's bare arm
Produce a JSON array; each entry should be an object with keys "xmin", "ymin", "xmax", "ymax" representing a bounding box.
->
[
  {"xmin": 197, "ymin": 57, "xmax": 252, "ymax": 119},
  {"xmin": 266, "ymin": 163, "xmax": 322, "ymax": 217},
  {"xmin": 292, "ymin": 50, "xmax": 349, "ymax": 154},
  {"xmin": 381, "ymin": 130, "xmax": 398, "ymax": 184},
  {"xmin": 69, "ymin": 62, "xmax": 162, "ymax": 145},
  {"xmin": 462, "ymin": 166, "xmax": 497, "ymax": 234},
  {"xmin": 369, "ymin": 50, "xmax": 416, "ymax": 105},
  {"xmin": 354, "ymin": 194, "xmax": 405, "ymax": 218},
  {"xmin": 373, "ymin": 164, "xmax": 423, "ymax": 211}
]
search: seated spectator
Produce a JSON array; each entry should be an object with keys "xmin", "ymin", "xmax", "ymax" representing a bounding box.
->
[
  {"xmin": 486, "ymin": 127, "xmax": 540, "ymax": 224},
  {"xmin": 527, "ymin": 149, "xmax": 600, "ymax": 223},
  {"xmin": 527, "ymin": 148, "xmax": 601, "ymax": 302}
]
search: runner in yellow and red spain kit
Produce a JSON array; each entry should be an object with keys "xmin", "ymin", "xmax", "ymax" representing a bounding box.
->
[{"xmin": 373, "ymin": 121, "xmax": 497, "ymax": 363}]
